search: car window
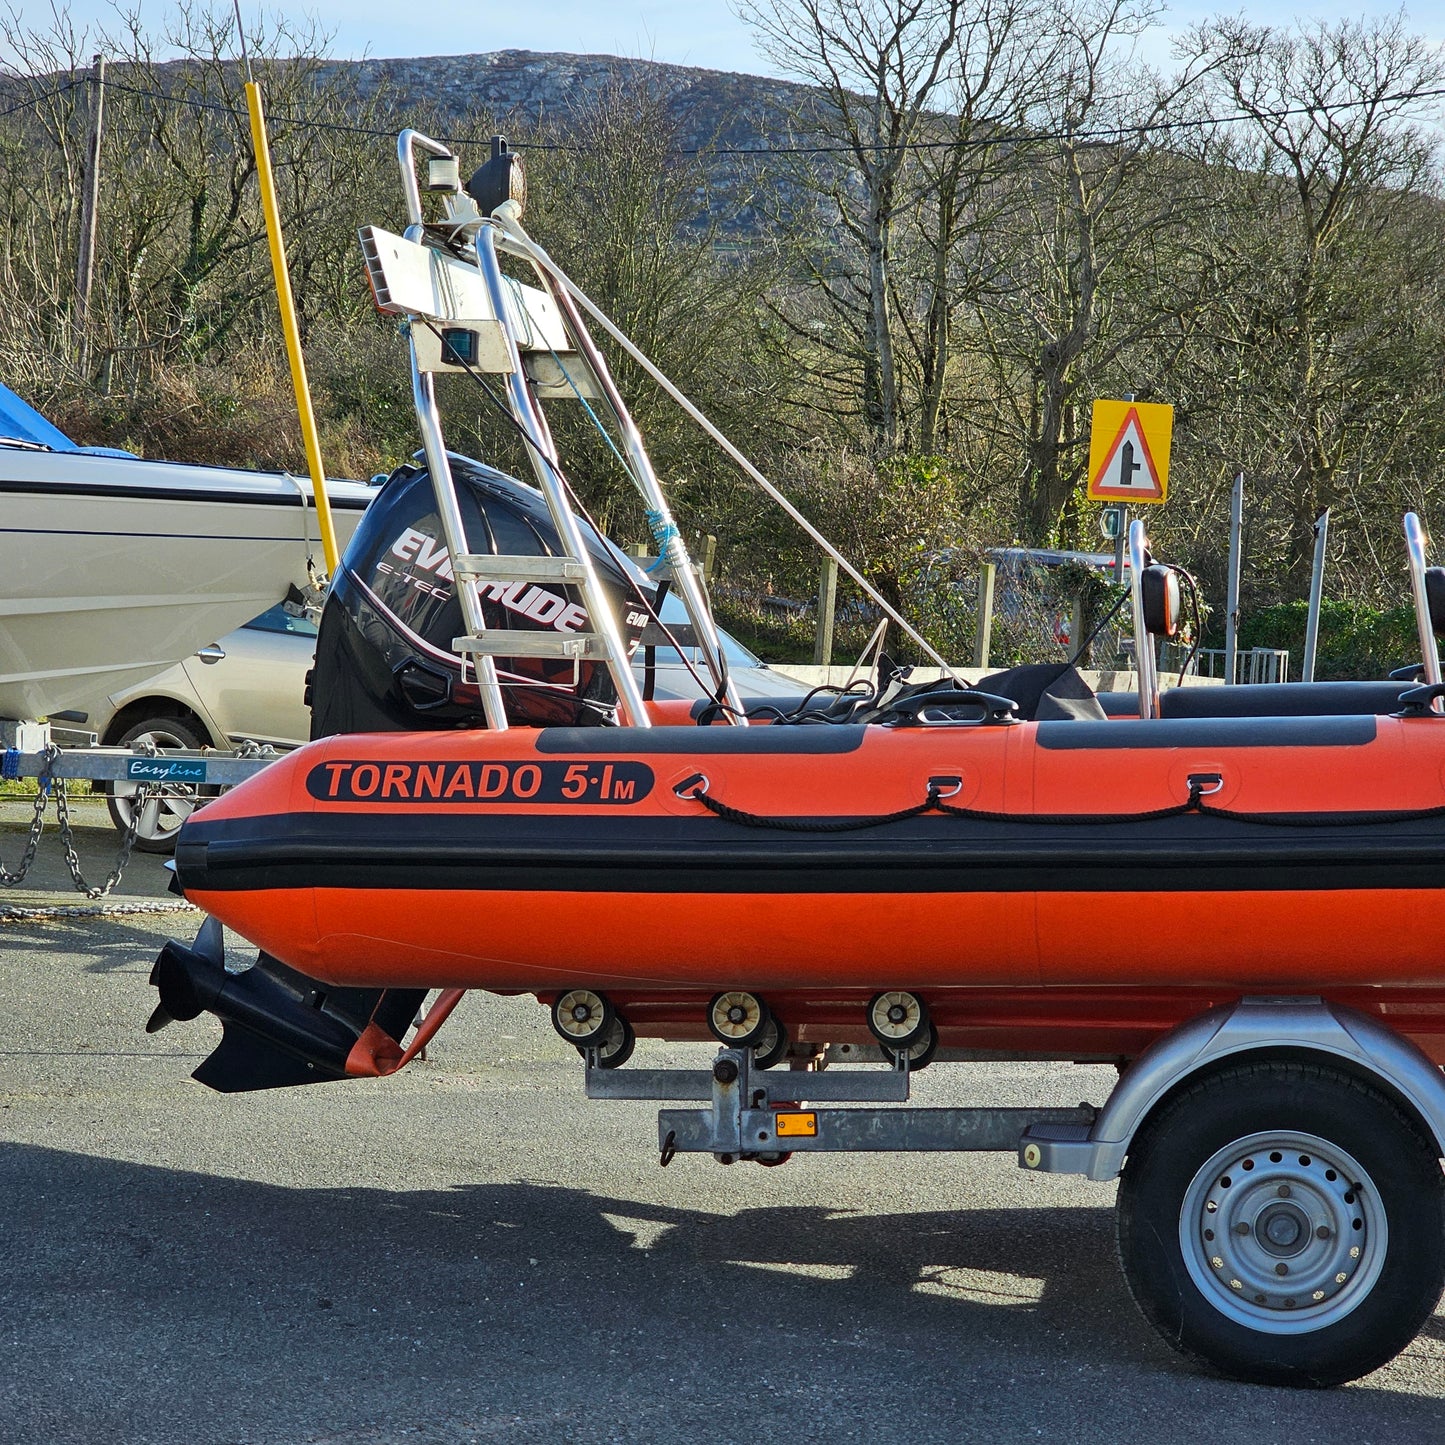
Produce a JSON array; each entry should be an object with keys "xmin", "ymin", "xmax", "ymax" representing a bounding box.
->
[
  {"xmin": 649, "ymin": 595, "xmax": 763, "ymax": 668},
  {"xmin": 243, "ymin": 603, "xmax": 320, "ymax": 639}
]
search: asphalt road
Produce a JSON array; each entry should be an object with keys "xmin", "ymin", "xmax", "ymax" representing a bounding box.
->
[{"xmin": 2, "ymin": 806, "xmax": 1443, "ymax": 1444}]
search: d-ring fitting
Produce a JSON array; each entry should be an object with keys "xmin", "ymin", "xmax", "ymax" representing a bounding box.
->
[{"xmin": 674, "ymin": 771, "xmax": 710, "ymax": 799}]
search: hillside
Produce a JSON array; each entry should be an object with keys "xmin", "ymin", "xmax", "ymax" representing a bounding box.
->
[{"xmin": 320, "ymin": 49, "xmax": 822, "ymax": 152}]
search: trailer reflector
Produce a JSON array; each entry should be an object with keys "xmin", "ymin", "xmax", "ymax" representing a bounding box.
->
[{"xmin": 775, "ymin": 1111, "xmax": 818, "ymax": 1138}]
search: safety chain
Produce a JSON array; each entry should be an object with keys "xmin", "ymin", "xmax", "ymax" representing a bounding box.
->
[
  {"xmin": 54, "ymin": 773, "xmax": 153, "ymax": 899},
  {"xmin": 675, "ymin": 777, "xmax": 1445, "ymax": 833},
  {"xmin": 1, "ymin": 745, "xmax": 154, "ymax": 897},
  {"xmin": 0, "ymin": 756, "xmax": 54, "ymax": 885}
]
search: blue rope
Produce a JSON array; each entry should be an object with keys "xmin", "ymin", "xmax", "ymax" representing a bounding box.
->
[{"xmin": 644, "ymin": 509, "xmax": 685, "ymax": 574}]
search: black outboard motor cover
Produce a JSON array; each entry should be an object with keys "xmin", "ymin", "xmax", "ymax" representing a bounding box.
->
[{"xmin": 311, "ymin": 458, "xmax": 652, "ymax": 736}]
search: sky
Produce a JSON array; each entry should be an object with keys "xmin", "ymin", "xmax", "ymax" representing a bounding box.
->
[{"xmin": 20, "ymin": 0, "xmax": 1445, "ymax": 76}]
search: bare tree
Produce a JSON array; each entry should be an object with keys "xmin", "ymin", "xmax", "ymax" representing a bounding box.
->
[
  {"xmin": 894, "ymin": 0, "xmax": 1049, "ymax": 455},
  {"xmin": 962, "ymin": 0, "xmax": 1230, "ymax": 541},
  {"xmin": 1180, "ymin": 12, "xmax": 1445, "ymax": 585},
  {"xmin": 738, "ymin": 0, "xmax": 966, "ymax": 451}
]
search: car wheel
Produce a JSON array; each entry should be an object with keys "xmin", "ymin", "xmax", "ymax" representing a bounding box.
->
[{"xmin": 105, "ymin": 715, "xmax": 213, "ymax": 854}]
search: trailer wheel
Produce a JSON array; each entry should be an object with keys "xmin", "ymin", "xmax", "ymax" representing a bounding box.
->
[
  {"xmin": 867, "ymin": 991, "xmax": 928, "ymax": 1048},
  {"xmin": 880, "ymin": 1021, "xmax": 938, "ymax": 1073},
  {"xmin": 752, "ymin": 1014, "xmax": 789, "ymax": 1070},
  {"xmin": 584, "ymin": 1016, "xmax": 635, "ymax": 1070},
  {"xmin": 1117, "ymin": 1059, "xmax": 1445, "ymax": 1387}
]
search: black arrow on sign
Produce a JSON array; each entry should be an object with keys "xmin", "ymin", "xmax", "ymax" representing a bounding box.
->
[{"xmin": 1119, "ymin": 439, "xmax": 1142, "ymax": 489}]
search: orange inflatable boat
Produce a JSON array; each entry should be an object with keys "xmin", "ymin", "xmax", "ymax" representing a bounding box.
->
[
  {"xmin": 138, "ymin": 134, "xmax": 1445, "ymax": 1390},
  {"xmin": 151, "ymin": 679, "xmax": 1445, "ymax": 1083}
]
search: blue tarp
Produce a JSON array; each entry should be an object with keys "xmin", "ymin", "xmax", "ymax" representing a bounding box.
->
[{"xmin": 0, "ymin": 382, "xmax": 75, "ymax": 450}]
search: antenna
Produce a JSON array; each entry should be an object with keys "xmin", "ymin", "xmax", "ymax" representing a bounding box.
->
[{"xmin": 231, "ymin": 0, "xmax": 254, "ymax": 84}]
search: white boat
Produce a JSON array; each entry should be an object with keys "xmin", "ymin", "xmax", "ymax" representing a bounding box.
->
[{"xmin": 0, "ymin": 386, "xmax": 374, "ymax": 722}]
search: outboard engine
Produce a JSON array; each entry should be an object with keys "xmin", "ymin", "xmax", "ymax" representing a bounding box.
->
[{"xmin": 309, "ymin": 457, "xmax": 652, "ymax": 736}]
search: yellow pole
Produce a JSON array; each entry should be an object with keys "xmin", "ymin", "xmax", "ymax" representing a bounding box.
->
[{"xmin": 243, "ymin": 79, "xmax": 341, "ymax": 575}]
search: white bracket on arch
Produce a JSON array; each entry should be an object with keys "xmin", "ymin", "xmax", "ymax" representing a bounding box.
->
[{"xmin": 358, "ymin": 225, "xmax": 598, "ymax": 395}]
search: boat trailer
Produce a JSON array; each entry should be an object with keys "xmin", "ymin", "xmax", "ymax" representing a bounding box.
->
[{"xmin": 0, "ymin": 721, "xmax": 278, "ymax": 898}]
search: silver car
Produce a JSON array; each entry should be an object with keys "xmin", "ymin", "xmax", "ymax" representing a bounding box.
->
[
  {"xmin": 83, "ymin": 596, "xmax": 808, "ymax": 850},
  {"xmin": 86, "ymin": 603, "xmax": 318, "ymax": 851},
  {"xmin": 641, "ymin": 594, "xmax": 812, "ymax": 702}
]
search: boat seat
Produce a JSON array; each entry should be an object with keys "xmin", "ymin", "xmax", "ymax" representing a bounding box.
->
[
  {"xmin": 1097, "ymin": 681, "xmax": 1410, "ymax": 719},
  {"xmin": 979, "ymin": 663, "xmax": 1108, "ymax": 722}
]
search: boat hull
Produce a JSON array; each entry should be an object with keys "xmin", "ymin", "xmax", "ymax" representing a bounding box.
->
[
  {"xmin": 0, "ymin": 449, "xmax": 371, "ymax": 719},
  {"xmin": 173, "ymin": 712, "xmax": 1445, "ymax": 1059}
]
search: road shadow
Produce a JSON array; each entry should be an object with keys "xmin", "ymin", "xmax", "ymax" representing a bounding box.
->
[
  {"xmin": 0, "ymin": 910, "xmax": 197, "ymax": 977},
  {"xmin": 1, "ymin": 1145, "xmax": 1440, "ymax": 1445}
]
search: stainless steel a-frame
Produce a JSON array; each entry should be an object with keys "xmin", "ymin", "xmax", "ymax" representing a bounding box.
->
[{"xmin": 359, "ymin": 130, "xmax": 748, "ymax": 730}]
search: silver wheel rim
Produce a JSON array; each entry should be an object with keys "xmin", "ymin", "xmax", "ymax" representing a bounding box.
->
[
  {"xmin": 711, "ymin": 992, "xmax": 763, "ymax": 1041},
  {"xmin": 555, "ymin": 989, "xmax": 607, "ymax": 1042},
  {"xmin": 1179, "ymin": 1130, "xmax": 1385, "ymax": 1335},
  {"xmin": 110, "ymin": 727, "xmax": 200, "ymax": 841}
]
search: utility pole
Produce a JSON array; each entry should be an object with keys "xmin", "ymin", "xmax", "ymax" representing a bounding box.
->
[{"xmin": 75, "ymin": 53, "xmax": 106, "ymax": 362}]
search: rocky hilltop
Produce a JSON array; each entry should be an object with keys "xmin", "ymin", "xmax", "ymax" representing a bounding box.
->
[{"xmin": 318, "ymin": 49, "xmax": 825, "ymax": 154}]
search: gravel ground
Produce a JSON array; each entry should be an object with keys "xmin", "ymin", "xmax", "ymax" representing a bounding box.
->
[{"xmin": 1, "ymin": 808, "xmax": 1442, "ymax": 1444}]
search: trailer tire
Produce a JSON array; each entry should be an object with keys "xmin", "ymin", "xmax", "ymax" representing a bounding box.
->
[{"xmin": 1117, "ymin": 1059, "xmax": 1445, "ymax": 1387}]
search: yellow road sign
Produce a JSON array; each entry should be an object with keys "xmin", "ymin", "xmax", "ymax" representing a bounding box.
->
[{"xmin": 1087, "ymin": 399, "xmax": 1173, "ymax": 504}]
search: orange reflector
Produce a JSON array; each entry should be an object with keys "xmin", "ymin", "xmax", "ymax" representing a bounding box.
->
[{"xmin": 774, "ymin": 1111, "xmax": 818, "ymax": 1138}]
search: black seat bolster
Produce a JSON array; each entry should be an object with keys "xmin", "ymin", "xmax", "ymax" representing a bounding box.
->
[{"xmin": 1097, "ymin": 681, "xmax": 1409, "ymax": 718}]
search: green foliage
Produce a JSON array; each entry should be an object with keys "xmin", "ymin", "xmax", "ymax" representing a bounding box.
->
[{"xmin": 1237, "ymin": 599, "xmax": 1419, "ymax": 681}]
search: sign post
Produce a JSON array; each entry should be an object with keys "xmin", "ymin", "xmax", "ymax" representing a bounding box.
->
[{"xmin": 1224, "ymin": 472, "xmax": 1244, "ymax": 683}]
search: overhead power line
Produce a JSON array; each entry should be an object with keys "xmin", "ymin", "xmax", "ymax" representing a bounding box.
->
[
  {"xmin": 0, "ymin": 77, "xmax": 79, "ymax": 120},
  {"xmin": 2, "ymin": 71, "xmax": 1443, "ymax": 157}
]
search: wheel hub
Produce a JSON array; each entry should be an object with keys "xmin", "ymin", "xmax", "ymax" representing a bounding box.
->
[
  {"xmin": 1180, "ymin": 1131, "xmax": 1384, "ymax": 1333},
  {"xmin": 1257, "ymin": 1202, "xmax": 1310, "ymax": 1256}
]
